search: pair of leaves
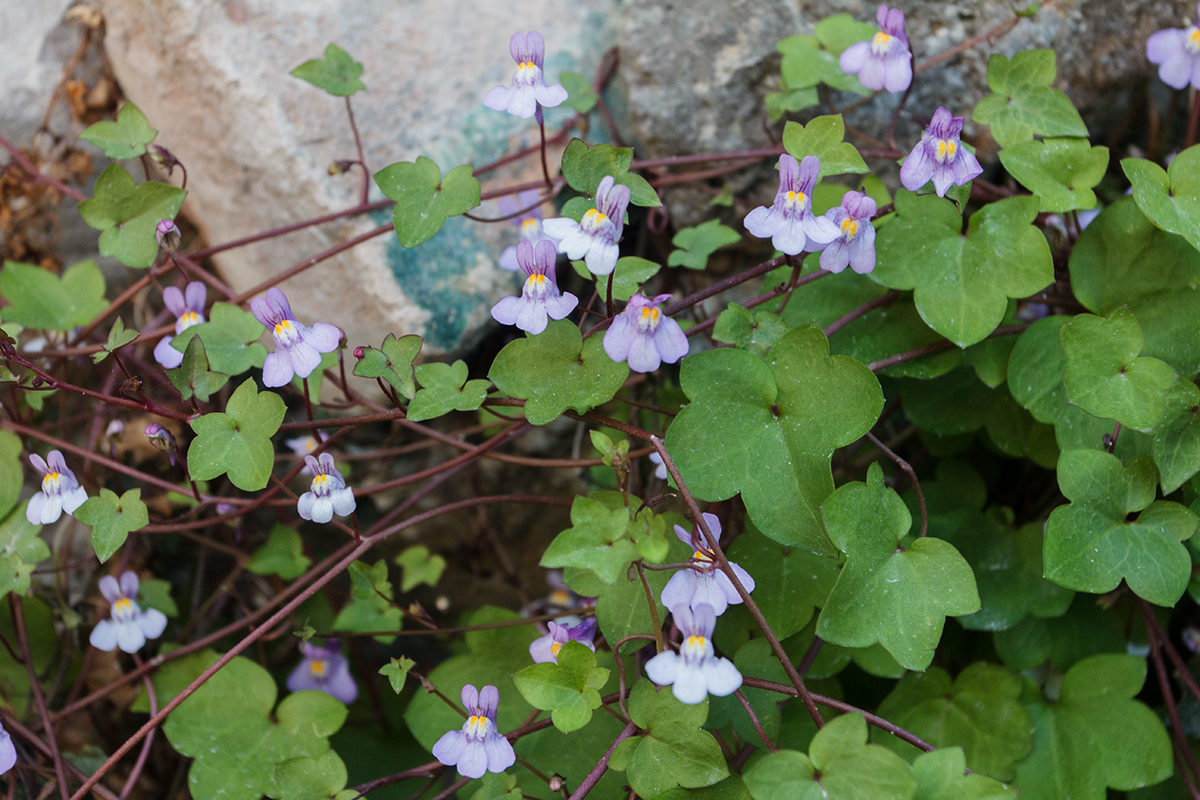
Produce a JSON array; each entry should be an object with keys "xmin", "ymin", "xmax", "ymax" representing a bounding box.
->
[
  {"xmin": 332, "ymin": 560, "xmax": 402, "ymax": 643},
  {"xmin": 352, "ymin": 333, "xmax": 422, "ymax": 400},
  {"xmin": 78, "ymin": 164, "xmax": 186, "ymax": 268},
  {"xmin": 0, "ymin": 260, "xmax": 108, "ymax": 332},
  {"xmin": 374, "ymin": 156, "xmax": 480, "ymax": 248},
  {"xmin": 187, "ymin": 379, "xmax": 285, "ymax": 491},
  {"xmin": 513, "ymin": 640, "xmax": 609, "ymax": 733},
  {"xmin": 1124, "ymin": 144, "xmax": 1200, "ymax": 253},
  {"xmin": 540, "ymin": 494, "xmax": 666, "ymax": 584},
  {"xmin": 79, "ymin": 101, "xmax": 157, "ymax": 159},
  {"xmin": 560, "ymin": 139, "xmax": 660, "ymax": 208},
  {"xmin": 407, "ymin": 360, "xmax": 489, "ymax": 421},
  {"xmin": 999, "ymin": 138, "xmax": 1108, "ymax": 213},
  {"xmin": 92, "ymin": 317, "xmax": 139, "ymax": 364},
  {"xmin": 75, "ymin": 488, "xmax": 149, "ymax": 563},
  {"xmin": 972, "ymin": 50, "xmax": 1088, "ymax": 147},
  {"xmin": 669, "ymin": 219, "xmax": 741, "ymax": 270},
  {"xmin": 291, "ymin": 43, "xmax": 365, "ymax": 96},
  {"xmin": 246, "ymin": 525, "xmax": 311, "ymax": 580},
  {"xmin": 782, "ymin": 116, "xmax": 868, "ymax": 179}
]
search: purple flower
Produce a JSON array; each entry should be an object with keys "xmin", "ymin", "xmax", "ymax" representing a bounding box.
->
[
  {"xmin": 491, "ymin": 240, "xmax": 579, "ymax": 335},
  {"xmin": 645, "ymin": 604, "xmax": 742, "ymax": 705},
  {"xmin": 286, "ymin": 431, "xmax": 327, "ymax": 475},
  {"xmin": 498, "ymin": 189, "xmax": 549, "ymax": 271},
  {"xmin": 155, "ymin": 218, "xmax": 181, "ymax": 252},
  {"xmin": 297, "ymin": 453, "xmax": 356, "ymax": 524},
  {"xmin": 89, "ymin": 572, "xmax": 168, "ymax": 654},
  {"xmin": 0, "ymin": 722, "xmax": 13, "ymax": 776},
  {"xmin": 1147, "ymin": 2, "xmax": 1200, "ymax": 89},
  {"xmin": 26, "ymin": 451, "xmax": 88, "ymax": 525},
  {"xmin": 744, "ymin": 155, "xmax": 839, "ymax": 256},
  {"xmin": 432, "ymin": 684, "xmax": 516, "ymax": 779},
  {"xmin": 603, "ymin": 293, "xmax": 689, "ymax": 373},
  {"xmin": 899, "ymin": 107, "xmax": 983, "ymax": 197},
  {"xmin": 287, "ymin": 641, "xmax": 358, "ymax": 704},
  {"xmin": 153, "ymin": 281, "xmax": 207, "ymax": 369},
  {"xmin": 483, "ymin": 31, "xmax": 568, "ymax": 120},
  {"xmin": 661, "ymin": 513, "xmax": 755, "ymax": 617},
  {"xmin": 819, "ymin": 191, "xmax": 877, "ymax": 275},
  {"xmin": 543, "ymin": 176, "xmax": 630, "ymax": 276},
  {"xmin": 839, "ymin": 5, "xmax": 913, "ymax": 93},
  {"xmin": 250, "ymin": 288, "xmax": 342, "ymax": 388},
  {"xmin": 530, "ymin": 618, "xmax": 598, "ymax": 663},
  {"xmin": 144, "ymin": 423, "xmax": 177, "ymax": 465}
]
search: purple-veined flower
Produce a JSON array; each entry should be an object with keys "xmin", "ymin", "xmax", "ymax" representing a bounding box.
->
[
  {"xmin": 0, "ymin": 722, "xmax": 13, "ymax": 776},
  {"xmin": 543, "ymin": 176, "xmax": 630, "ymax": 276},
  {"xmin": 250, "ymin": 288, "xmax": 342, "ymax": 388},
  {"xmin": 661, "ymin": 512, "xmax": 755, "ymax": 617},
  {"xmin": 649, "ymin": 452, "xmax": 668, "ymax": 481},
  {"xmin": 432, "ymin": 684, "xmax": 516, "ymax": 779},
  {"xmin": 645, "ymin": 604, "xmax": 742, "ymax": 705},
  {"xmin": 26, "ymin": 451, "xmax": 88, "ymax": 525},
  {"xmin": 287, "ymin": 641, "xmax": 358, "ymax": 704},
  {"xmin": 498, "ymin": 189, "xmax": 550, "ymax": 271},
  {"xmin": 819, "ymin": 191, "xmax": 878, "ymax": 274},
  {"xmin": 603, "ymin": 293, "xmax": 689, "ymax": 373},
  {"xmin": 297, "ymin": 453, "xmax": 356, "ymax": 524},
  {"xmin": 899, "ymin": 107, "xmax": 983, "ymax": 198},
  {"xmin": 530, "ymin": 617, "xmax": 598, "ymax": 663},
  {"xmin": 744, "ymin": 155, "xmax": 839, "ymax": 256},
  {"xmin": 153, "ymin": 281, "xmax": 207, "ymax": 369},
  {"xmin": 1147, "ymin": 2, "xmax": 1200, "ymax": 89},
  {"xmin": 491, "ymin": 240, "xmax": 578, "ymax": 335},
  {"xmin": 839, "ymin": 5, "xmax": 912, "ymax": 93},
  {"xmin": 89, "ymin": 571, "xmax": 168, "ymax": 654},
  {"xmin": 483, "ymin": 31, "xmax": 568, "ymax": 120}
]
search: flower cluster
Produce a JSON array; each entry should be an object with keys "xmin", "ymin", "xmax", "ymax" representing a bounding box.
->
[
  {"xmin": 251, "ymin": 288, "xmax": 342, "ymax": 388},
  {"xmin": 491, "ymin": 240, "xmax": 578, "ymax": 335},
  {"xmin": 543, "ymin": 176, "xmax": 630, "ymax": 276},
  {"xmin": 839, "ymin": 5, "xmax": 912, "ymax": 93},
  {"xmin": 287, "ymin": 641, "xmax": 358, "ymax": 704},
  {"xmin": 154, "ymin": 281, "xmax": 206, "ymax": 369},
  {"xmin": 900, "ymin": 107, "xmax": 982, "ymax": 197},
  {"xmin": 26, "ymin": 451, "xmax": 88, "ymax": 526},
  {"xmin": 432, "ymin": 684, "xmax": 516, "ymax": 779},
  {"xmin": 89, "ymin": 572, "xmax": 168, "ymax": 654},
  {"xmin": 483, "ymin": 31, "xmax": 568, "ymax": 120},
  {"xmin": 297, "ymin": 453, "xmax": 356, "ymax": 524},
  {"xmin": 1147, "ymin": 2, "xmax": 1200, "ymax": 90},
  {"xmin": 646, "ymin": 604, "xmax": 742, "ymax": 704}
]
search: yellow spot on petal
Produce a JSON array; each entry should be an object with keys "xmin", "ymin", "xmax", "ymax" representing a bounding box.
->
[
  {"xmin": 693, "ymin": 548, "xmax": 714, "ymax": 563},
  {"xmin": 520, "ymin": 218, "xmax": 539, "ymax": 234},
  {"xmin": 113, "ymin": 598, "xmax": 133, "ymax": 614},
  {"xmin": 551, "ymin": 641, "xmax": 563, "ymax": 656},
  {"xmin": 686, "ymin": 635, "xmax": 707, "ymax": 649},
  {"xmin": 314, "ymin": 474, "xmax": 329, "ymax": 488},
  {"xmin": 841, "ymin": 218, "xmax": 858, "ymax": 238},
  {"xmin": 181, "ymin": 311, "xmax": 199, "ymax": 324},
  {"xmin": 309, "ymin": 659, "xmax": 327, "ymax": 678}
]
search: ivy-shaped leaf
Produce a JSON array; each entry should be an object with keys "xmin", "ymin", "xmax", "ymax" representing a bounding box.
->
[
  {"xmin": 78, "ymin": 164, "xmax": 186, "ymax": 268},
  {"xmin": 79, "ymin": 101, "xmax": 157, "ymax": 159},
  {"xmin": 394, "ymin": 544, "xmax": 446, "ymax": 591},
  {"xmin": 1123, "ymin": 144, "xmax": 1200, "ymax": 252},
  {"xmin": 0, "ymin": 503, "xmax": 49, "ymax": 597},
  {"xmin": 470, "ymin": 772, "xmax": 523, "ymax": 800},
  {"xmin": 667, "ymin": 324, "xmax": 882, "ymax": 556},
  {"xmin": 74, "ymin": 488, "xmax": 149, "ymax": 563},
  {"xmin": 92, "ymin": 317, "xmax": 139, "ymax": 363},
  {"xmin": 776, "ymin": 30, "xmax": 871, "ymax": 98},
  {"xmin": 782, "ymin": 116, "xmax": 868, "ymax": 178},
  {"xmin": 1044, "ymin": 449, "xmax": 1197, "ymax": 606},
  {"xmin": 560, "ymin": 139, "xmax": 661, "ymax": 208},
  {"xmin": 290, "ymin": 43, "xmax": 365, "ymax": 96},
  {"xmin": 170, "ymin": 302, "xmax": 267, "ymax": 377},
  {"xmin": 874, "ymin": 192, "xmax": 1053, "ymax": 348},
  {"xmin": 992, "ymin": 595, "xmax": 1125, "ymax": 672},
  {"xmin": 166, "ymin": 336, "xmax": 229, "ymax": 403},
  {"xmin": 332, "ymin": 560, "xmax": 402, "ymax": 643},
  {"xmin": 274, "ymin": 751, "xmax": 350, "ymax": 800},
  {"xmin": 668, "ymin": 220, "xmax": 741, "ymax": 270},
  {"xmin": 559, "ymin": 70, "xmax": 598, "ymax": 113},
  {"xmin": 999, "ymin": 138, "xmax": 1108, "ymax": 213},
  {"xmin": 570, "ymin": 256, "xmax": 661, "ymax": 302},
  {"xmin": 374, "ymin": 157, "xmax": 481, "ymax": 248},
  {"xmin": 489, "ymin": 319, "xmax": 628, "ymax": 426},
  {"xmin": 138, "ymin": 578, "xmax": 178, "ymax": 618},
  {"xmin": 352, "ymin": 333, "xmax": 422, "ymax": 400},
  {"xmin": 379, "ymin": 656, "xmax": 415, "ymax": 694},
  {"xmin": 513, "ymin": 641, "xmax": 610, "ymax": 733},
  {"xmin": 712, "ymin": 303, "xmax": 789, "ymax": 360},
  {"xmin": 246, "ymin": 524, "xmax": 311, "ymax": 580},
  {"xmin": 972, "ymin": 50, "xmax": 1087, "ymax": 147},
  {"xmin": 910, "ymin": 748, "xmax": 1014, "ymax": 800},
  {"xmin": 406, "ymin": 360, "xmax": 489, "ymax": 422},
  {"xmin": 0, "ymin": 260, "xmax": 108, "ymax": 332},
  {"xmin": 816, "ymin": 463, "xmax": 980, "ymax": 670},
  {"xmin": 1153, "ymin": 380, "xmax": 1200, "ymax": 494},
  {"xmin": 187, "ymin": 379, "xmax": 286, "ymax": 491},
  {"xmin": 540, "ymin": 496, "xmax": 641, "ymax": 585}
]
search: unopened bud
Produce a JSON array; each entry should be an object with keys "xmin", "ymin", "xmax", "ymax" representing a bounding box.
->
[
  {"xmin": 147, "ymin": 144, "xmax": 181, "ymax": 175},
  {"xmin": 353, "ymin": 346, "xmax": 366, "ymax": 359},
  {"xmin": 105, "ymin": 420, "xmax": 125, "ymax": 441},
  {"xmin": 145, "ymin": 424, "xmax": 177, "ymax": 464},
  {"xmin": 548, "ymin": 775, "xmax": 566, "ymax": 793},
  {"xmin": 328, "ymin": 160, "xmax": 355, "ymax": 175},
  {"xmin": 156, "ymin": 219, "xmax": 181, "ymax": 252}
]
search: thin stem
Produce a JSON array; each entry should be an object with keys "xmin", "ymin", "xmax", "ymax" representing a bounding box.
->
[
  {"xmin": 567, "ymin": 722, "xmax": 638, "ymax": 800},
  {"xmin": 824, "ymin": 290, "xmax": 902, "ymax": 338},
  {"xmin": 1186, "ymin": 87, "xmax": 1199, "ymax": 150},
  {"xmin": 734, "ymin": 689, "xmax": 777, "ymax": 752},
  {"xmin": 0, "ymin": 134, "xmax": 88, "ymax": 202},
  {"xmin": 1140, "ymin": 599, "xmax": 1200, "ymax": 797},
  {"xmin": 11, "ymin": 595, "xmax": 69, "ymax": 800},
  {"xmin": 0, "ymin": 715, "xmax": 120, "ymax": 800},
  {"xmin": 344, "ymin": 96, "xmax": 370, "ymax": 205},
  {"xmin": 864, "ymin": 432, "xmax": 927, "ymax": 538},
  {"xmin": 118, "ymin": 659, "xmax": 158, "ymax": 800},
  {"xmin": 867, "ymin": 324, "xmax": 1027, "ymax": 372},
  {"xmin": 634, "ymin": 562, "xmax": 664, "ymax": 653},
  {"xmin": 538, "ymin": 114, "xmax": 553, "ymax": 188}
]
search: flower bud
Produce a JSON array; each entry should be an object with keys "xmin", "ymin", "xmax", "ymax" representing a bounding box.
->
[
  {"xmin": 156, "ymin": 219, "xmax": 181, "ymax": 252},
  {"xmin": 105, "ymin": 420, "xmax": 125, "ymax": 442},
  {"xmin": 144, "ymin": 424, "xmax": 177, "ymax": 465},
  {"xmin": 147, "ymin": 144, "xmax": 181, "ymax": 176}
]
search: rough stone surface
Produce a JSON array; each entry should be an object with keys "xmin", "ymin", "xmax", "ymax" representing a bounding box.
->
[{"xmin": 98, "ymin": 0, "xmax": 618, "ymax": 355}]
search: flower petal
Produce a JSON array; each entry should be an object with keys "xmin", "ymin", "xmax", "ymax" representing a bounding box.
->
[
  {"xmin": 701, "ymin": 657, "xmax": 743, "ymax": 697},
  {"xmin": 432, "ymin": 730, "xmax": 467, "ymax": 767},
  {"xmin": 89, "ymin": 619, "xmax": 119, "ymax": 651},
  {"xmin": 262, "ymin": 351, "xmax": 293, "ymax": 388},
  {"xmin": 839, "ymin": 40, "xmax": 870, "ymax": 74},
  {"xmin": 116, "ymin": 620, "xmax": 147, "ymax": 654},
  {"xmin": 645, "ymin": 651, "xmax": 682, "ymax": 686},
  {"xmin": 484, "ymin": 732, "xmax": 516, "ymax": 773},
  {"xmin": 304, "ymin": 322, "xmax": 342, "ymax": 353},
  {"xmin": 99, "ymin": 575, "xmax": 121, "ymax": 603},
  {"xmin": 483, "ymin": 85, "xmax": 512, "ymax": 111},
  {"xmin": 138, "ymin": 607, "xmax": 168, "ymax": 640}
]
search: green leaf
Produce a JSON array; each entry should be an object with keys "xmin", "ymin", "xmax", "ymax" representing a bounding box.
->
[
  {"xmin": 489, "ymin": 319, "xmax": 628, "ymax": 426},
  {"xmin": 132, "ymin": 647, "xmax": 221, "ymax": 712},
  {"xmin": 0, "ymin": 260, "xmax": 108, "ymax": 331},
  {"xmin": 972, "ymin": 50, "xmax": 1088, "ymax": 147},
  {"xmin": 559, "ymin": 70, "xmax": 598, "ymax": 113},
  {"xmin": 874, "ymin": 192, "xmax": 1053, "ymax": 347},
  {"xmin": 0, "ymin": 502, "xmax": 49, "ymax": 597},
  {"xmin": 1153, "ymin": 380, "xmax": 1200, "ymax": 494},
  {"xmin": 816, "ymin": 463, "xmax": 979, "ymax": 670},
  {"xmin": 137, "ymin": 578, "xmax": 178, "ymax": 617},
  {"xmin": 394, "ymin": 544, "xmax": 446, "ymax": 591},
  {"xmin": 79, "ymin": 101, "xmax": 157, "ymax": 159},
  {"xmin": 910, "ymin": 748, "xmax": 1015, "ymax": 800},
  {"xmin": 78, "ymin": 164, "xmax": 186, "ymax": 268},
  {"xmin": 333, "ymin": 560, "xmax": 401, "ymax": 643},
  {"xmin": 653, "ymin": 777, "xmax": 754, "ymax": 800},
  {"xmin": 374, "ymin": 157, "xmax": 481, "ymax": 248},
  {"xmin": 166, "ymin": 336, "xmax": 229, "ymax": 402},
  {"xmin": 1061, "ymin": 307, "xmax": 1177, "ymax": 432},
  {"xmin": 92, "ymin": 316, "xmax": 139, "ymax": 363},
  {"xmin": 560, "ymin": 139, "xmax": 661, "ymax": 208},
  {"xmin": 74, "ymin": 488, "xmax": 149, "ymax": 563},
  {"xmin": 540, "ymin": 496, "xmax": 641, "ymax": 585},
  {"xmin": 814, "ymin": 14, "xmax": 879, "ymax": 57},
  {"xmin": 407, "ymin": 360, "xmax": 489, "ymax": 421},
  {"xmin": 1124, "ymin": 145, "xmax": 1200, "ymax": 252},
  {"xmin": 470, "ymin": 772, "xmax": 523, "ymax": 800},
  {"xmin": 875, "ymin": 663, "xmax": 1032, "ymax": 780},
  {"xmin": 782, "ymin": 117, "xmax": 868, "ymax": 178},
  {"xmin": 275, "ymin": 751, "xmax": 348, "ymax": 800},
  {"xmin": 0, "ymin": 431, "xmax": 22, "ymax": 519},
  {"xmin": 776, "ymin": 33, "xmax": 870, "ymax": 96},
  {"xmin": 1013, "ymin": 654, "xmax": 1172, "ymax": 800},
  {"xmin": 766, "ymin": 87, "xmax": 819, "ymax": 122},
  {"xmin": 1044, "ymin": 449, "xmax": 1197, "ymax": 605},
  {"xmin": 290, "ymin": 43, "xmax": 365, "ymax": 96},
  {"xmin": 379, "ymin": 656, "xmax": 415, "ymax": 694},
  {"xmin": 992, "ymin": 595, "xmax": 1125, "ymax": 671},
  {"xmin": 187, "ymin": 379, "xmax": 286, "ymax": 491},
  {"xmin": 246, "ymin": 524, "xmax": 311, "ymax": 580},
  {"xmin": 999, "ymin": 138, "xmax": 1108, "ymax": 213},
  {"xmin": 668, "ymin": 325, "xmax": 882, "ymax": 556},
  {"xmin": 163, "ymin": 656, "xmax": 347, "ymax": 800},
  {"xmin": 712, "ymin": 303, "xmax": 790, "ymax": 360},
  {"xmin": 513, "ymin": 641, "xmax": 609, "ymax": 733},
  {"xmin": 171, "ymin": 302, "xmax": 268, "ymax": 377},
  {"xmin": 609, "ymin": 256, "xmax": 661, "ymax": 302},
  {"xmin": 669, "ymin": 220, "xmax": 742, "ymax": 270},
  {"xmin": 352, "ymin": 333, "xmax": 421, "ymax": 400}
]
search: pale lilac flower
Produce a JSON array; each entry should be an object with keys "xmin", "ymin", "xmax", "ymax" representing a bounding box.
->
[
  {"xmin": 839, "ymin": 5, "xmax": 912, "ymax": 93},
  {"xmin": 1148, "ymin": 3, "xmax": 1200, "ymax": 89},
  {"xmin": 819, "ymin": 191, "xmax": 877, "ymax": 274},
  {"xmin": 483, "ymin": 31, "xmax": 568, "ymax": 120},
  {"xmin": 432, "ymin": 685, "xmax": 516, "ymax": 779},
  {"xmin": 0, "ymin": 722, "xmax": 13, "ymax": 776},
  {"xmin": 153, "ymin": 281, "xmax": 206, "ymax": 369},
  {"xmin": 543, "ymin": 176, "xmax": 630, "ymax": 276},
  {"xmin": 297, "ymin": 453, "xmax": 356, "ymax": 524},
  {"xmin": 498, "ymin": 189, "xmax": 550, "ymax": 271},
  {"xmin": 89, "ymin": 572, "xmax": 168, "ymax": 654},
  {"xmin": 287, "ymin": 641, "xmax": 358, "ymax": 704},
  {"xmin": 530, "ymin": 618, "xmax": 598, "ymax": 663},
  {"xmin": 744, "ymin": 155, "xmax": 839, "ymax": 256},
  {"xmin": 646, "ymin": 604, "xmax": 742, "ymax": 705},
  {"xmin": 603, "ymin": 293, "xmax": 688, "ymax": 373},
  {"xmin": 286, "ymin": 431, "xmax": 327, "ymax": 476},
  {"xmin": 661, "ymin": 513, "xmax": 755, "ymax": 616},
  {"xmin": 250, "ymin": 288, "xmax": 342, "ymax": 388},
  {"xmin": 491, "ymin": 240, "xmax": 578, "ymax": 335},
  {"xmin": 900, "ymin": 107, "xmax": 983, "ymax": 197},
  {"xmin": 26, "ymin": 451, "xmax": 88, "ymax": 525},
  {"xmin": 649, "ymin": 452, "xmax": 668, "ymax": 481}
]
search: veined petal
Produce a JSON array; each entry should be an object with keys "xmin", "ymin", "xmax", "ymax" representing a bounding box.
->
[
  {"xmin": 661, "ymin": 570, "xmax": 698, "ymax": 614},
  {"xmin": 461, "ymin": 684, "xmax": 480, "ymax": 710},
  {"xmin": 534, "ymin": 82, "xmax": 568, "ymax": 108},
  {"xmin": 479, "ymin": 685, "xmax": 500, "ymax": 717},
  {"xmin": 883, "ymin": 51, "xmax": 913, "ymax": 92},
  {"xmin": 483, "ymin": 733, "xmax": 516, "ymax": 773},
  {"xmin": 771, "ymin": 215, "xmax": 808, "ymax": 256},
  {"xmin": 326, "ymin": 666, "xmax": 359, "ymax": 704},
  {"xmin": 456, "ymin": 740, "xmax": 488, "ymax": 779},
  {"xmin": 899, "ymin": 143, "xmax": 935, "ymax": 192},
  {"xmin": 287, "ymin": 338, "xmax": 324, "ymax": 380},
  {"xmin": 505, "ymin": 86, "xmax": 538, "ymax": 119},
  {"xmin": 309, "ymin": 497, "xmax": 334, "ymax": 524},
  {"xmin": 297, "ymin": 492, "xmax": 317, "ymax": 521},
  {"xmin": 25, "ymin": 493, "xmax": 48, "ymax": 526},
  {"xmin": 116, "ymin": 620, "xmax": 147, "ymax": 654},
  {"xmin": 583, "ymin": 238, "xmax": 619, "ymax": 276},
  {"xmin": 491, "ymin": 296, "xmax": 522, "ymax": 327},
  {"xmin": 820, "ymin": 238, "xmax": 852, "ymax": 273},
  {"xmin": 701, "ymin": 657, "xmax": 743, "ymax": 697},
  {"xmin": 163, "ymin": 286, "xmax": 187, "ymax": 317},
  {"xmin": 514, "ymin": 297, "xmax": 549, "ymax": 335},
  {"xmin": 652, "ymin": 319, "xmax": 689, "ymax": 365},
  {"xmin": 839, "ymin": 40, "xmax": 871, "ymax": 73},
  {"xmin": 690, "ymin": 574, "xmax": 731, "ymax": 616},
  {"xmin": 848, "ymin": 225, "xmax": 877, "ymax": 274},
  {"xmin": 603, "ymin": 315, "xmax": 635, "ymax": 362},
  {"xmin": 99, "ymin": 575, "xmax": 122, "ymax": 603},
  {"xmin": 1147, "ymin": 29, "xmax": 1185, "ymax": 64},
  {"xmin": 262, "ymin": 351, "xmax": 294, "ymax": 388},
  {"xmin": 154, "ymin": 335, "xmax": 185, "ymax": 369},
  {"xmin": 119, "ymin": 571, "xmax": 139, "ymax": 598},
  {"xmin": 530, "ymin": 633, "xmax": 557, "ymax": 663},
  {"xmin": 803, "ymin": 213, "xmax": 841, "ymax": 246},
  {"xmin": 330, "ymin": 487, "xmax": 357, "ymax": 517},
  {"xmin": 543, "ymin": 292, "xmax": 578, "ymax": 321},
  {"xmin": 857, "ymin": 56, "xmax": 886, "ymax": 91},
  {"xmin": 743, "ymin": 205, "xmax": 782, "ymax": 239},
  {"xmin": 1160, "ymin": 49, "xmax": 1196, "ymax": 89},
  {"xmin": 304, "ymin": 322, "xmax": 342, "ymax": 353},
  {"xmin": 483, "ymin": 85, "xmax": 512, "ymax": 111},
  {"xmin": 626, "ymin": 332, "xmax": 663, "ymax": 373},
  {"xmin": 35, "ymin": 494, "xmax": 64, "ymax": 525},
  {"xmin": 184, "ymin": 281, "xmax": 207, "ymax": 312},
  {"xmin": 432, "ymin": 730, "xmax": 467, "ymax": 766},
  {"xmin": 670, "ymin": 663, "xmax": 710, "ymax": 705},
  {"xmin": 645, "ymin": 650, "xmax": 682, "ymax": 686},
  {"xmin": 61, "ymin": 485, "xmax": 88, "ymax": 516}
]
